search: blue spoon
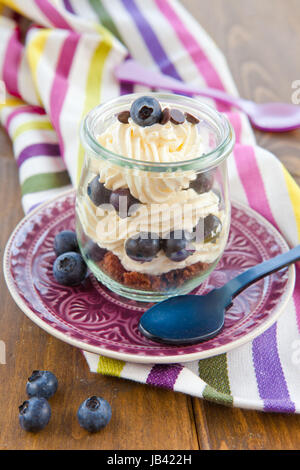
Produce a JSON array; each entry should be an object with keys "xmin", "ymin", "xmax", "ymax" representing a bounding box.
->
[{"xmin": 139, "ymin": 245, "xmax": 300, "ymax": 345}]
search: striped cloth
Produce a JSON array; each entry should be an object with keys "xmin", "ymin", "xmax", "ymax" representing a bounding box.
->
[{"xmin": 0, "ymin": 0, "xmax": 299, "ymax": 413}]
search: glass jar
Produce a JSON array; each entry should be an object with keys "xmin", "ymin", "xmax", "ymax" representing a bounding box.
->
[{"xmin": 77, "ymin": 93, "xmax": 235, "ymax": 302}]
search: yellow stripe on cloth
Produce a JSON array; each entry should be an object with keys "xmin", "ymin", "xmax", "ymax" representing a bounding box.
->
[
  {"xmin": 12, "ymin": 120, "xmax": 53, "ymax": 139},
  {"xmin": 0, "ymin": 96, "xmax": 23, "ymax": 110},
  {"xmin": 283, "ymin": 167, "xmax": 300, "ymax": 240},
  {"xmin": 97, "ymin": 355, "xmax": 125, "ymax": 376},
  {"xmin": 26, "ymin": 29, "xmax": 51, "ymax": 104},
  {"xmin": 0, "ymin": 0, "xmax": 23, "ymax": 14},
  {"xmin": 76, "ymin": 37, "xmax": 112, "ymax": 185}
]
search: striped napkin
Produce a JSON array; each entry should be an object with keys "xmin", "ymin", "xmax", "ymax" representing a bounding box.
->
[{"xmin": 1, "ymin": 0, "xmax": 299, "ymax": 413}]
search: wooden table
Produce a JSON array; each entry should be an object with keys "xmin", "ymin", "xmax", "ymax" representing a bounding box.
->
[{"xmin": 1, "ymin": 0, "xmax": 300, "ymax": 450}]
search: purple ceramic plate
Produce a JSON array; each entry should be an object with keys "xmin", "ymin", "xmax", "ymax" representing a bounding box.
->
[{"xmin": 3, "ymin": 189, "xmax": 295, "ymax": 364}]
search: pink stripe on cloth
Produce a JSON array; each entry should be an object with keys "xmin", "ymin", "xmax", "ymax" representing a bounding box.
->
[
  {"xmin": 226, "ymin": 112, "xmax": 242, "ymax": 143},
  {"xmin": 5, "ymin": 105, "xmax": 46, "ymax": 132},
  {"xmin": 35, "ymin": 0, "xmax": 71, "ymax": 29},
  {"xmin": 155, "ymin": 0, "xmax": 228, "ymax": 112},
  {"xmin": 233, "ymin": 144, "xmax": 278, "ymax": 228},
  {"xmin": 2, "ymin": 28, "xmax": 23, "ymax": 98},
  {"xmin": 49, "ymin": 32, "xmax": 80, "ymax": 156}
]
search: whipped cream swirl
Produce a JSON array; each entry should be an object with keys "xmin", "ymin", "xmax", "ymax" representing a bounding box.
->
[{"xmin": 95, "ymin": 118, "xmax": 203, "ymax": 204}]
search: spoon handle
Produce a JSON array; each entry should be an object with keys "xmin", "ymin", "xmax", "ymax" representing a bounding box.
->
[
  {"xmin": 115, "ymin": 59, "xmax": 247, "ymax": 110},
  {"xmin": 222, "ymin": 245, "xmax": 300, "ymax": 300}
]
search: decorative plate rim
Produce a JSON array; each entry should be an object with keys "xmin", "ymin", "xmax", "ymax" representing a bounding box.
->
[{"xmin": 3, "ymin": 188, "xmax": 295, "ymax": 364}]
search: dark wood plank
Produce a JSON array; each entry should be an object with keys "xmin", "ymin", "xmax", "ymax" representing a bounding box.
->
[
  {"xmin": 0, "ymin": 132, "xmax": 199, "ymax": 450},
  {"xmin": 182, "ymin": 0, "xmax": 300, "ymax": 450}
]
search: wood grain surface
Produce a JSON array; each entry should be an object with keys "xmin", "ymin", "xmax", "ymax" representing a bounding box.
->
[{"xmin": 0, "ymin": 0, "xmax": 300, "ymax": 450}]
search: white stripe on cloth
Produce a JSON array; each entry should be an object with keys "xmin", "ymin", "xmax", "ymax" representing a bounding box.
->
[
  {"xmin": 19, "ymin": 155, "xmax": 67, "ymax": 184},
  {"xmin": 254, "ymin": 146, "xmax": 299, "ymax": 246},
  {"xmin": 276, "ymin": 298, "xmax": 300, "ymax": 412},
  {"xmin": 226, "ymin": 341, "xmax": 262, "ymax": 408},
  {"xmin": 13, "ymin": 130, "xmax": 59, "ymax": 157},
  {"xmin": 173, "ymin": 367, "xmax": 207, "ymax": 397},
  {"xmin": 22, "ymin": 185, "xmax": 73, "ymax": 213},
  {"xmin": 103, "ymin": 0, "xmax": 156, "ymax": 67}
]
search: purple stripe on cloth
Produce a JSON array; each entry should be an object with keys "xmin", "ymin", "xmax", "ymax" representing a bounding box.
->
[
  {"xmin": 62, "ymin": 0, "xmax": 75, "ymax": 14},
  {"xmin": 146, "ymin": 364, "xmax": 183, "ymax": 390},
  {"xmin": 120, "ymin": 80, "xmax": 134, "ymax": 95},
  {"xmin": 252, "ymin": 324, "xmax": 295, "ymax": 413},
  {"xmin": 17, "ymin": 143, "xmax": 61, "ymax": 167},
  {"xmin": 28, "ymin": 202, "xmax": 42, "ymax": 213},
  {"xmin": 5, "ymin": 106, "xmax": 46, "ymax": 132},
  {"xmin": 122, "ymin": 0, "xmax": 182, "ymax": 81}
]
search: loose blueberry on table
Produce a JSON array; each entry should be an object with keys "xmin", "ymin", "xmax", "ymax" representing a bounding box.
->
[
  {"xmin": 77, "ymin": 396, "xmax": 112, "ymax": 433},
  {"xmin": 19, "ymin": 397, "xmax": 51, "ymax": 432},
  {"xmin": 26, "ymin": 370, "xmax": 58, "ymax": 399}
]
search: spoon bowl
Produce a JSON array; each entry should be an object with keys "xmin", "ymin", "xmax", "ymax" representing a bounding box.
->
[
  {"xmin": 139, "ymin": 290, "xmax": 230, "ymax": 344},
  {"xmin": 139, "ymin": 245, "xmax": 300, "ymax": 345}
]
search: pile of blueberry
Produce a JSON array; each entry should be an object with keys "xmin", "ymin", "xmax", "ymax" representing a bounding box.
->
[
  {"xmin": 52, "ymin": 231, "xmax": 108, "ymax": 286},
  {"xmin": 125, "ymin": 214, "xmax": 222, "ymax": 263},
  {"xmin": 52, "ymin": 230, "xmax": 87, "ymax": 286},
  {"xmin": 18, "ymin": 370, "xmax": 111, "ymax": 433}
]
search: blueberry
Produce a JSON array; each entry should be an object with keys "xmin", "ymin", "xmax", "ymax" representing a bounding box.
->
[
  {"xmin": 109, "ymin": 188, "xmax": 140, "ymax": 218},
  {"xmin": 190, "ymin": 171, "xmax": 214, "ymax": 194},
  {"xmin": 203, "ymin": 214, "xmax": 222, "ymax": 242},
  {"xmin": 77, "ymin": 396, "xmax": 112, "ymax": 433},
  {"xmin": 130, "ymin": 96, "xmax": 162, "ymax": 127},
  {"xmin": 53, "ymin": 252, "xmax": 87, "ymax": 286},
  {"xmin": 162, "ymin": 230, "xmax": 195, "ymax": 262},
  {"xmin": 87, "ymin": 175, "xmax": 111, "ymax": 206},
  {"xmin": 84, "ymin": 240, "xmax": 107, "ymax": 262},
  {"xmin": 54, "ymin": 230, "xmax": 78, "ymax": 256},
  {"xmin": 26, "ymin": 370, "xmax": 58, "ymax": 399},
  {"xmin": 125, "ymin": 232, "xmax": 161, "ymax": 262},
  {"xmin": 19, "ymin": 397, "xmax": 51, "ymax": 432},
  {"xmin": 194, "ymin": 214, "xmax": 222, "ymax": 243}
]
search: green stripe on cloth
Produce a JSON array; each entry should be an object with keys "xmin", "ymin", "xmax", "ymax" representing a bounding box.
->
[
  {"xmin": 97, "ymin": 355, "xmax": 125, "ymax": 376},
  {"xmin": 21, "ymin": 171, "xmax": 71, "ymax": 195},
  {"xmin": 199, "ymin": 354, "xmax": 233, "ymax": 406},
  {"xmin": 88, "ymin": 0, "xmax": 124, "ymax": 44}
]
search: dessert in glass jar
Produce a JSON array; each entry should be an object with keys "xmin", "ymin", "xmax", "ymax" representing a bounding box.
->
[{"xmin": 76, "ymin": 93, "xmax": 235, "ymax": 302}]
